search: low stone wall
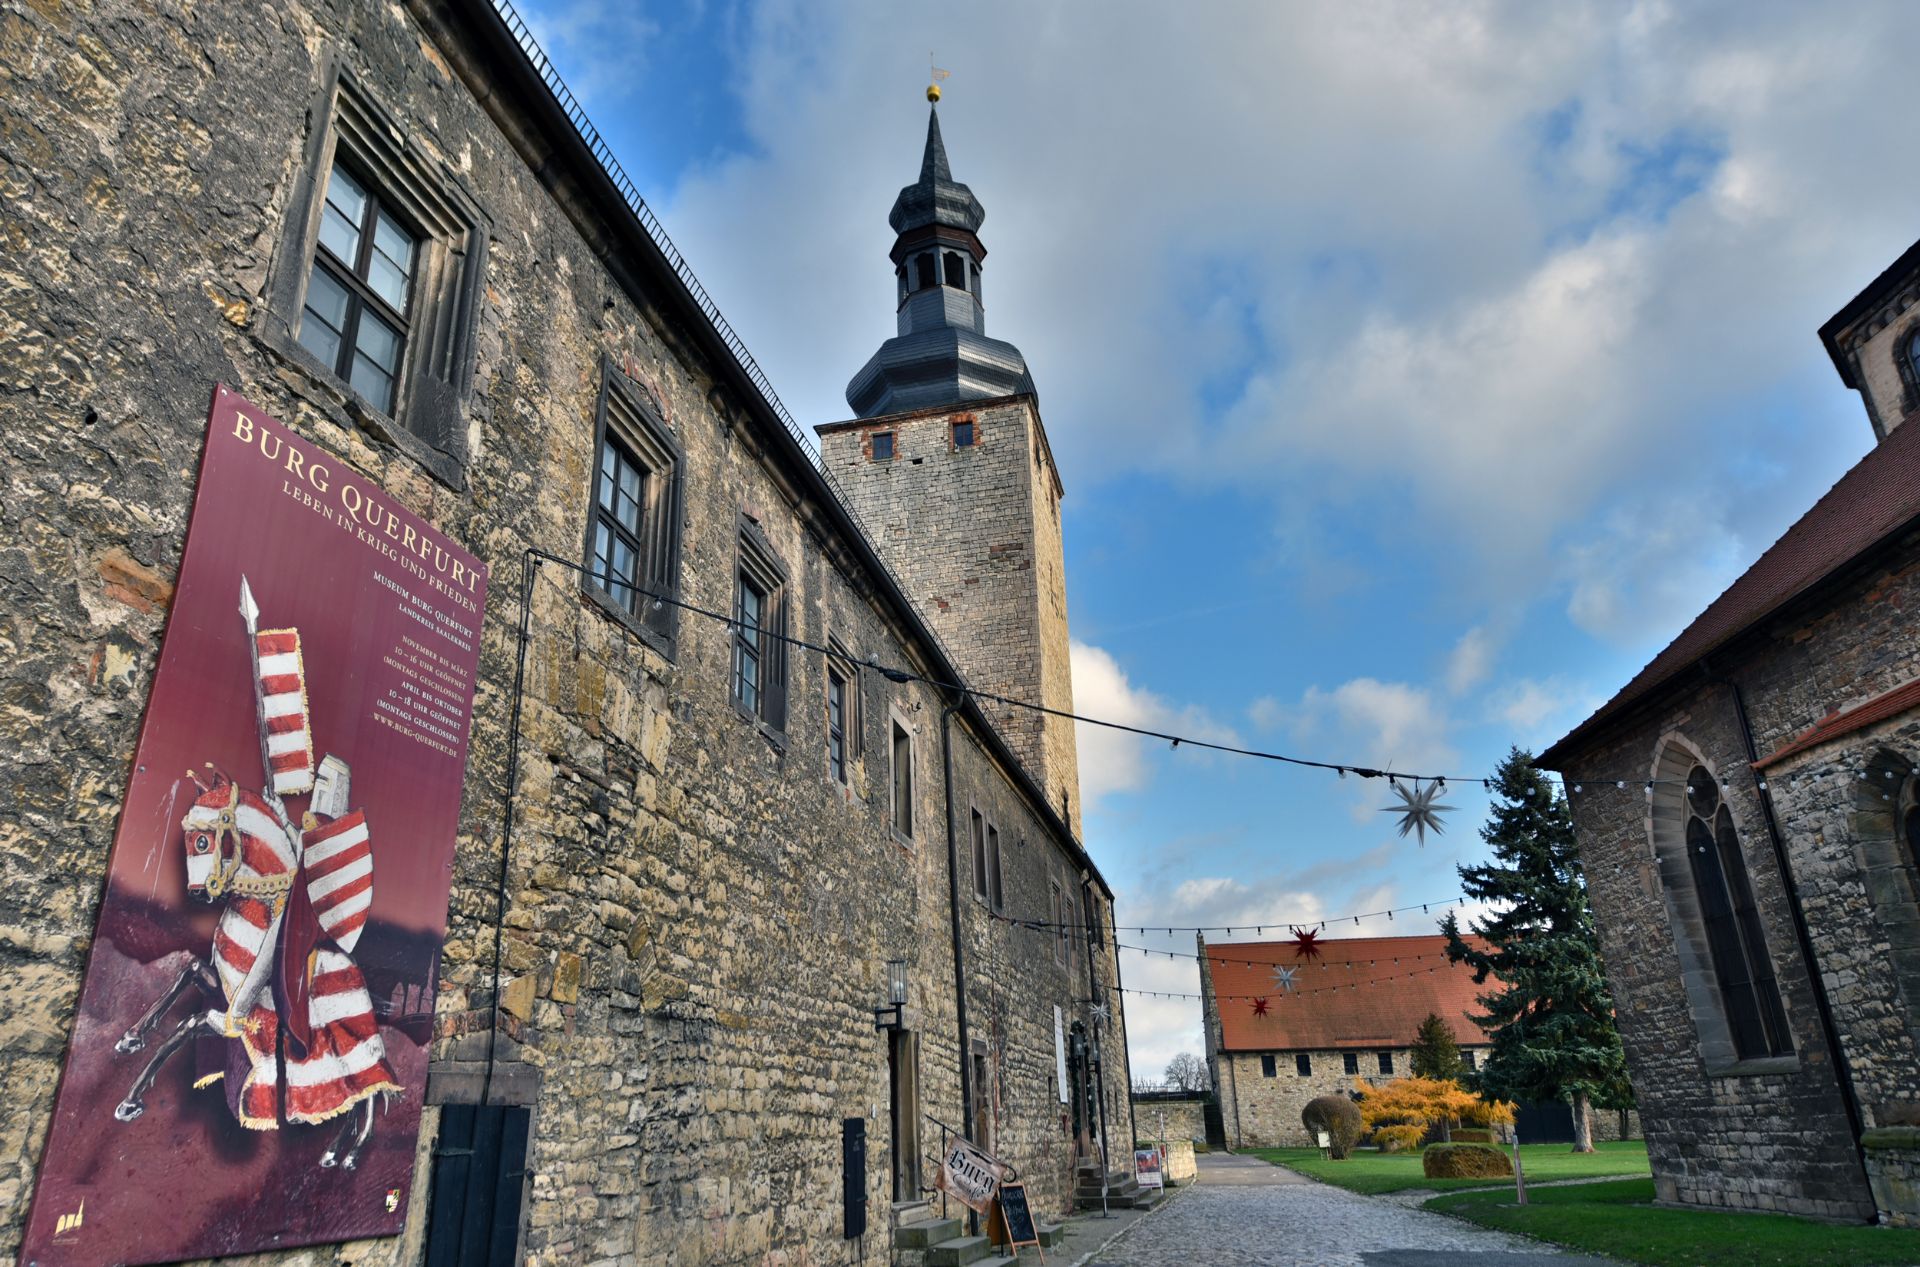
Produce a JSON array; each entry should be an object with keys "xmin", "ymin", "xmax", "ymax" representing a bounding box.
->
[
  {"xmin": 1593, "ymin": 1108, "xmax": 1643, "ymax": 1142},
  {"xmin": 1162, "ymin": 1139, "xmax": 1197, "ymax": 1184},
  {"xmin": 1133, "ymin": 1094, "xmax": 1210, "ymax": 1146}
]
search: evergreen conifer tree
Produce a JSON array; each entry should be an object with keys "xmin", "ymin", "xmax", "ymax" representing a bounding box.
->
[
  {"xmin": 1441, "ymin": 747, "xmax": 1631, "ymax": 1152},
  {"xmin": 1409, "ymin": 1012, "xmax": 1463, "ymax": 1082}
]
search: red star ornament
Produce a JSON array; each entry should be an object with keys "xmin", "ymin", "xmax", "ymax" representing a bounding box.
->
[
  {"xmin": 1250, "ymin": 996, "xmax": 1270, "ymax": 1017},
  {"xmin": 1290, "ymin": 927, "xmax": 1324, "ymax": 962}
]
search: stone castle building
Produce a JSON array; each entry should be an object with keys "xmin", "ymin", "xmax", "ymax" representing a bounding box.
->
[
  {"xmin": 1198, "ymin": 935, "xmax": 1493, "ymax": 1148},
  {"xmin": 1542, "ymin": 239, "xmax": 1920, "ymax": 1223},
  {"xmin": 0, "ymin": 2, "xmax": 1131, "ymax": 1263}
]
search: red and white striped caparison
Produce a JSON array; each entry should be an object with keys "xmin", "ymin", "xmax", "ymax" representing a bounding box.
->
[{"xmin": 255, "ymin": 628, "xmax": 316, "ymax": 797}]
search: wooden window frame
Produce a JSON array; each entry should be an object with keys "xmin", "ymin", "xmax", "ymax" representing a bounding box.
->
[
  {"xmin": 890, "ymin": 714, "xmax": 915, "ymax": 843},
  {"xmin": 731, "ymin": 519, "xmax": 788, "ymax": 735},
  {"xmin": 265, "ymin": 61, "xmax": 488, "ymax": 486},
  {"xmin": 582, "ymin": 361, "xmax": 683, "ymax": 656}
]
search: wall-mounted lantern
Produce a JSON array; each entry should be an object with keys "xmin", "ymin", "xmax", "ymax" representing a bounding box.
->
[{"xmin": 873, "ymin": 958, "xmax": 908, "ymax": 1030}]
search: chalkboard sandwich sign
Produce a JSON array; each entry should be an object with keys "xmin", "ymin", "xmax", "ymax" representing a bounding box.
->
[{"xmin": 994, "ymin": 1181, "xmax": 1043, "ymax": 1261}]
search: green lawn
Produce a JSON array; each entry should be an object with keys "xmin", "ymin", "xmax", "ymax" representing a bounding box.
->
[
  {"xmin": 1247, "ymin": 1140, "xmax": 1650, "ymax": 1194},
  {"xmin": 1429, "ymin": 1178, "xmax": 1920, "ymax": 1266}
]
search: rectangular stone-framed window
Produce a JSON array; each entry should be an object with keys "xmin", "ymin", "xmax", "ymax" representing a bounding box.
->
[
  {"xmin": 1376, "ymin": 1052, "xmax": 1392, "ymax": 1076},
  {"xmin": 583, "ymin": 361, "xmax": 683, "ymax": 655},
  {"xmin": 1261, "ymin": 1054, "xmax": 1277, "ymax": 1078},
  {"xmin": 951, "ymin": 418, "xmax": 976, "ymax": 449},
  {"xmin": 264, "ymin": 60, "xmax": 489, "ymax": 486},
  {"xmin": 870, "ymin": 430, "xmax": 896, "ymax": 461},
  {"xmin": 1295, "ymin": 1053, "xmax": 1312, "ymax": 1077},
  {"xmin": 731, "ymin": 519, "xmax": 788, "ymax": 733},
  {"xmin": 987, "ymin": 825, "xmax": 1004, "ymax": 911},
  {"xmin": 1342, "ymin": 1052, "xmax": 1359, "ymax": 1076},
  {"xmin": 826, "ymin": 664, "xmax": 851, "ymax": 786},
  {"xmin": 890, "ymin": 715, "xmax": 915, "ymax": 841},
  {"xmin": 971, "ymin": 808, "xmax": 989, "ymax": 902}
]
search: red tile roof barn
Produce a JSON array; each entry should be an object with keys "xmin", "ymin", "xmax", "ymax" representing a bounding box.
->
[
  {"xmin": 1541, "ymin": 414, "xmax": 1920, "ymax": 767},
  {"xmin": 1208, "ymin": 934, "xmax": 1497, "ymax": 1052}
]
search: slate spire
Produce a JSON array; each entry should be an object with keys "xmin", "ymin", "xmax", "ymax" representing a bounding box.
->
[{"xmin": 848, "ymin": 105, "xmax": 1033, "ymax": 418}]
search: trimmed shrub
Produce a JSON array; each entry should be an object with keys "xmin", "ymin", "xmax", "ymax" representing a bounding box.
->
[
  {"xmin": 1301, "ymin": 1095, "xmax": 1363, "ymax": 1159},
  {"xmin": 1451, "ymin": 1128, "xmax": 1493, "ymax": 1143},
  {"xmin": 1421, "ymin": 1143, "xmax": 1513, "ymax": 1179}
]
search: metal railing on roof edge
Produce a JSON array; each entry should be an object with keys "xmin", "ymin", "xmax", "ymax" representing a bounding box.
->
[{"xmin": 486, "ymin": 0, "xmax": 993, "ymax": 693}]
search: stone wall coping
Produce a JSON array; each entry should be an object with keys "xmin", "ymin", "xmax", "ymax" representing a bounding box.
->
[{"xmin": 1863, "ymin": 1127, "xmax": 1920, "ymax": 1151}]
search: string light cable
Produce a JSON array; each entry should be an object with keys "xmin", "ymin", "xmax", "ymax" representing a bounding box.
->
[
  {"xmin": 539, "ymin": 551, "xmax": 1883, "ymax": 794},
  {"xmin": 1115, "ymin": 958, "xmax": 1468, "ymax": 1003},
  {"xmin": 993, "ymin": 895, "xmax": 1471, "ymax": 937}
]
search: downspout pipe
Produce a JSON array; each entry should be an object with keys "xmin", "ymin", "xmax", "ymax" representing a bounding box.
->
[
  {"xmin": 1081, "ymin": 877, "xmax": 1111, "ymax": 1209},
  {"xmin": 1726, "ymin": 678, "xmax": 1868, "ymax": 1158},
  {"xmin": 938, "ymin": 697, "xmax": 977, "ymax": 1233}
]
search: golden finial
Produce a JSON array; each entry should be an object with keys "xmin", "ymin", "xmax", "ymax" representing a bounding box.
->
[{"xmin": 927, "ymin": 82, "xmax": 941, "ymax": 104}]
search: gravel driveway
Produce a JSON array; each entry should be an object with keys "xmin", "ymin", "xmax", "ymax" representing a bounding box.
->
[{"xmin": 1086, "ymin": 1154, "xmax": 1613, "ymax": 1267}]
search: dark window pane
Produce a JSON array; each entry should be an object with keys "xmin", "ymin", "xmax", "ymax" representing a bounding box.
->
[
  {"xmin": 1687, "ymin": 815, "xmax": 1768, "ymax": 1058},
  {"xmin": 350, "ymin": 352, "xmax": 396, "ymax": 414},
  {"xmin": 1343, "ymin": 1052, "xmax": 1358, "ymax": 1075},
  {"xmin": 355, "ymin": 308, "xmax": 404, "ymax": 372},
  {"xmin": 597, "ymin": 445, "xmax": 617, "ymax": 512},
  {"xmin": 952, "ymin": 421, "xmax": 974, "ymax": 448},
  {"xmin": 1687, "ymin": 765, "xmax": 1720, "ymax": 818},
  {"xmin": 1261, "ymin": 1054, "xmax": 1276, "ymax": 1078},
  {"xmin": 1295, "ymin": 1053, "xmax": 1311, "ymax": 1076},
  {"xmin": 872, "ymin": 432, "xmax": 894, "ymax": 461},
  {"xmin": 1715, "ymin": 807, "xmax": 1791, "ymax": 1055},
  {"xmin": 1377, "ymin": 1052, "xmax": 1392, "ymax": 1075},
  {"xmin": 892, "ymin": 724, "xmax": 913, "ymax": 836},
  {"xmin": 298, "ymin": 264, "xmax": 350, "ymax": 367}
]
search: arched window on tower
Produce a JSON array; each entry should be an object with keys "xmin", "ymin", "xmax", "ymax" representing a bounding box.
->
[
  {"xmin": 915, "ymin": 253, "xmax": 937, "ymax": 292},
  {"xmin": 970, "ymin": 261, "xmax": 982, "ymax": 300},
  {"xmin": 1649, "ymin": 740, "xmax": 1793, "ymax": 1065},
  {"xmin": 897, "ymin": 265, "xmax": 907, "ymax": 304},
  {"xmin": 944, "ymin": 251, "xmax": 965, "ymax": 288},
  {"xmin": 1906, "ymin": 328, "xmax": 1920, "ymax": 389}
]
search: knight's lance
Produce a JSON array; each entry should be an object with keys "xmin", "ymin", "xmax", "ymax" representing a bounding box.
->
[{"xmin": 237, "ymin": 576, "xmax": 277, "ymax": 811}]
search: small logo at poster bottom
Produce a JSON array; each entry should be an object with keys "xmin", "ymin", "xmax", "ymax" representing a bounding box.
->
[
  {"xmin": 386, "ymin": 1189, "xmax": 402, "ymax": 1213},
  {"xmin": 54, "ymin": 1198, "xmax": 85, "ymax": 1239}
]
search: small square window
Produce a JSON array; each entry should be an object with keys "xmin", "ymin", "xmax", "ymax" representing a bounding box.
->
[
  {"xmin": 1261, "ymin": 1054, "xmax": 1277, "ymax": 1078},
  {"xmin": 1377, "ymin": 1052, "xmax": 1393, "ymax": 1076},
  {"xmin": 1295, "ymin": 1053, "xmax": 1312, "ymax": 1077},
  {"xmin": 1342, "ymin": 1052, "xmax": 1359, "ymax": 1076},
  {"xmin": 951, "ymin": 420, "xmax": 975, "ymax": 448},
  {"xmin": 871, "ymin": 431, "xmax": 895, "ymax": 461}
]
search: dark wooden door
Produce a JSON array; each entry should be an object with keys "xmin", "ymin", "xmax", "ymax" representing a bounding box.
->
[{"xmin": 425, "ymin": 1104, "xmax": 531, "ymax": 1267}]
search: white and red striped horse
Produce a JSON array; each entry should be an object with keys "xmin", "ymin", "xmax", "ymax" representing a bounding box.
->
[{"xmin": 112, "ymin": 590, "xmax": 398, "ymax": 1170}]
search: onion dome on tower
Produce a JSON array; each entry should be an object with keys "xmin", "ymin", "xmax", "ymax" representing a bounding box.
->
[{"xmin": 845, "ymin": 104, "xmax": 1036, "ymax": 418}]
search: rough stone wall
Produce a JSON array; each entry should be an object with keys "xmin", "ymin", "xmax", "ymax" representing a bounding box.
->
[
  {"xmin": 0, "ymin": 0, "xmax": 1123, "ymax": 1262},
  {"xmin": 818, "ymin": 400, "xmax": 1082, "ymax": 833},
  {"xmin": 1218, "ymin": 1050, "xmax": 1416, "ymax": 1148},
  {"xmin": 1130, "ymin": 1096, "xmax": 1209, "ymax": 1146},
  {"xmin": 1552, "ymin": 540, "xmax": 1920, "ymax": 1221}
]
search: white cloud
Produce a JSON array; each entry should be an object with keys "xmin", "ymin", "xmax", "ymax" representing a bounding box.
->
[
  {"xmin": 1296, "ymin": 678, "xmax": 1459, "ymax": 776},
  {"xmin": 1069, "ymin": 641, "xmax": 1236, "ymax": 811},
  {"xmin": 1445, "ymin": 626, "xmax": 1497, "ymax": 697}
]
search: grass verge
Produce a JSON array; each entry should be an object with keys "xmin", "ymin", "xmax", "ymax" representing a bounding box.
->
[
  {"xmin": 1248, "ymin": 1140, "xmax": 1650, "ymax": 1195},
  {"xmin": 1428, "ymin": 1177, "xmax": 1920, "ymax": 1266}
]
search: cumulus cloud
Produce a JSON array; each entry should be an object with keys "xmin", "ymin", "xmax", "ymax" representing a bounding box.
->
[
  {"xmin": 1069, "ymin": 641, "xmax": 1237, "ymax": 810},
  {"xmin": 1445, "ymin": 626, "xmax": 1498, "ymax": 697}
]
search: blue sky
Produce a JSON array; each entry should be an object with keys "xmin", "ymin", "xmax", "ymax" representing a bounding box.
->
[{"xmin": 515, "ymin": 0, "xmax": 1920, "ymax": 1078}]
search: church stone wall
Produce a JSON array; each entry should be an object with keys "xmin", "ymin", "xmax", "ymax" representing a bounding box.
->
[
  {"xmin": 0, "ymin": 0, "xmax": 1123, "ymax": 1262},
  {"xmin": 1555, "ymin": 537, "xmax": 1920, "ymax": 1221}
]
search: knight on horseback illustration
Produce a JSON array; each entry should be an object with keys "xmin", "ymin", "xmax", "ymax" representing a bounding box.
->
[{"xmin": 111, "ymin": 576, "xmax": 399, "ymax": 1170}]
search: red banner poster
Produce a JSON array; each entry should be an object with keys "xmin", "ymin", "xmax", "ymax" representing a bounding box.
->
[{"xmin": 21, "ymin": 386, "xmax": 488, "ymax": 1266}]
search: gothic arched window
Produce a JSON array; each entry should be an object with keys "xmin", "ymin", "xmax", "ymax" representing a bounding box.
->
[
  {"xmin": 1679, "ymin": 764, "xmax": 1792, "ymax": 1059},
  {"xmin": 1906, "ymin": 328, "xmax": 1920, "ymax": 390}
]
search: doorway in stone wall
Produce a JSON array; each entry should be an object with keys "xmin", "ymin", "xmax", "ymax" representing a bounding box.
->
[
  {"xmin": 1067, "ymin": 1020, "xmax": 1095, "ymax": 1160},
  {"xmin": 889, "ymin": 1029, "xmax": 922, "ymax": 1202},
  {"xmin": 970, "ymin": 1041, "xmax": 994, "ymax": 1157}
]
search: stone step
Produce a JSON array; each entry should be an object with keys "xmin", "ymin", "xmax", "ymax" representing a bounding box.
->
[
  {"xmin": 895, "ymin": 1217, "xmax": 964, "ymax": 1250},
  {"xmin": 1036, "ymin": 1222, "xmax": 1066, "ymax": 1248},
  {"xmin": 927, "ymin": 1234, "xmax": 994, "ymax": 1267}
]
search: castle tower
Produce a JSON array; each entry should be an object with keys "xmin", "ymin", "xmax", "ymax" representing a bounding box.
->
[{"xmin": 818, "ymin": 104, "xmax": 1081, "ymax": 833}]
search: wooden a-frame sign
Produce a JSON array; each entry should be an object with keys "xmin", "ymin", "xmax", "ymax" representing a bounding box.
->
[{"xmin": 995, "ymin": 1181, "xmax": 1043, "ymax": 1261}]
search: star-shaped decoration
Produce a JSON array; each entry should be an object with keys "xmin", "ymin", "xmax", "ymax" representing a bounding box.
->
[
  {"xmin": 1090, "ymin": 1002, "xmax": 1111, "ymax": 1026},
  {"xmin": 1290, "ymin": 927, "xmax": 1324, "ymax": 962},
  {"xmin": 1381, "ymin": 778, "xmax": 1458, "ymax": 846},
  {"xmin": 1250, "ymin": 996, "xmax": 1270, "ymax": 1017},
  {"xmin": 1271, "ymin": 965, "xmax": 1298, "ymax": 994}
]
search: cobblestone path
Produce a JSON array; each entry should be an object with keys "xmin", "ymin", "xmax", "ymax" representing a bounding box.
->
[{"xmin": 1088, "ymin": 1156, "xmax": 1612, "ymax": 1267}]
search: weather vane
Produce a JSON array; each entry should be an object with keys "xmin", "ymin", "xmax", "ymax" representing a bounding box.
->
[{"xmin": 928, "ymin": 54, "xmax": 950, "ymax": 103}]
